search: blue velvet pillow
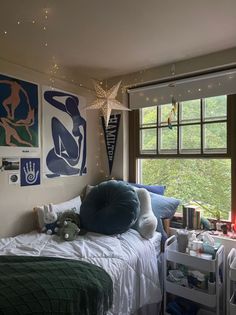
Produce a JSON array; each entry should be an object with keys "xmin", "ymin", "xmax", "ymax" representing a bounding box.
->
[
  {"xmin": 80, "ymin": 180, "xmax": 140, "ymax": 235},
  {"xmin": 150, "ymin": 192, "xmax": 180, "ymax": 219},
  {"xmin": 129, "ymin": 183, "xmax": 166, "ymax": 195},
  {"xmin": 150, "ymin": 192, "xmax": 180, "ymax": 241}
]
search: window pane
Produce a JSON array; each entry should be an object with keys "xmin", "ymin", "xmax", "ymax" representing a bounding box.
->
[
  {"xmin": 159, "ymin": 127, "xmax": 177, "ymax": 152},
  {"xmin": 204, "ymin": 95, "xmax": 227, "ymax": 121},
  {"xmin": 140, "ymin": 106, "xmax": 157, "ymax": 126},
  {"xmin": 204, "ymin": 122, "xmax": 227, "ymax": 151},
  {"xmin": 181, "ymin": 99, "xmax": 200, "ymax": 123},
  {"xmin": 160, "ymin": 104, "xmax": 177, "ymax": 126},
  {"xmin": 180, "ymin": 125, "xmax": 201, "ymax": 151},
  {"xmin": 139, "ymin": 158, "xmax": 231, "ymax": 220},
  {"xmin": 140, "ymin": 128, "xmax": 156, "ymax": 153}
]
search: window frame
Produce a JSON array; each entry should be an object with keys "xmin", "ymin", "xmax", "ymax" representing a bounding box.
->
[{"xmin": 128, "ymin": 94, "xmax": 236, "ymax": 223}]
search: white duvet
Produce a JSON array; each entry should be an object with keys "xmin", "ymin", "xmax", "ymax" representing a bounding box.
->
[{"xmin": 0, "ymin": 229, "xmax": 162, "ymax": 315}]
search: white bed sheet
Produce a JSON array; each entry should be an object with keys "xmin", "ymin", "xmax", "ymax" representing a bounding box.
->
[{"xmin": 0, "ymin": 229, "xmax": 162, "ymax": 315}]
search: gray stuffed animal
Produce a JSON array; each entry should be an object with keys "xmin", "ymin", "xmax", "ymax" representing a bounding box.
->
[
  {"xmin": 59, "ymin": 220, "xmax": 80, "ymax": 241},
  {"xmin": 57, "ymin": 210, "xmax": 85, "ymax": 241}
]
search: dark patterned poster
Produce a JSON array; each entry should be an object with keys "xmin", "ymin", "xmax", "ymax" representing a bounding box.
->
[{"xmin": 0, "ymin": 73, "xmax": 39, "ymax": 156}]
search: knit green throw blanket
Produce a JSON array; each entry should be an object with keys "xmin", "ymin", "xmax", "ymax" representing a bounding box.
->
[{"xmin": 0, "ymin": 256, "xmax": 113, "ymax": 315}]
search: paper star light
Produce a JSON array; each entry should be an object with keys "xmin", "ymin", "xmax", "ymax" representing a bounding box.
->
[{"xmin": 86, "ymin": 80, "xmax": 130, "ymax": 127}]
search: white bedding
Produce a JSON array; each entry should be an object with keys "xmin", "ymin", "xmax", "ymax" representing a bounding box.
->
[{"xmin": 0, "ymin": 229, "xmax": 162, "ymax": 315}]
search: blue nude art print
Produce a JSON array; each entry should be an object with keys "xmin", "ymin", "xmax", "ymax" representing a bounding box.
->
[{"xmin": 43, "ymin": 87, "xmax": 87, "ymax": 178}]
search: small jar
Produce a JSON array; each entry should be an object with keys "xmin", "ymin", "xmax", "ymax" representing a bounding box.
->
[{"xmin": 197, "ymin": 274, "xmax": 206, "ymax": 290}]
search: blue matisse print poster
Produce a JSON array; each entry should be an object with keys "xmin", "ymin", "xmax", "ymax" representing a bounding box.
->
[
  {"xmin": 20, "ymin": 158, "xmax": 40, "ymax": 186},
  {"xmin": 42, "ymin": 87, "xmax": 87, "ymax": 178}
]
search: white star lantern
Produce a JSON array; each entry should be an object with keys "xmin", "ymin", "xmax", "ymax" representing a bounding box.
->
[{"xmin": 86, "ymin": 80, "xmax": 130, "ymax": 127}]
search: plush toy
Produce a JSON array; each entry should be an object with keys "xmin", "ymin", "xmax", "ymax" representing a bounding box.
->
[
  {"xmin": 58, "ymin": 210, "xmax": 80, "ymax": 227},
  {"xmin": 42, "ymin": 204, "xmax": 59, "ymax": 235},
  {"xmin": 59, "ymin": 220, "xmax": 80, "ymax": 241},
  {"xmin": 57, "ymin": 210, "xmax": 82, "ymax": 241}
]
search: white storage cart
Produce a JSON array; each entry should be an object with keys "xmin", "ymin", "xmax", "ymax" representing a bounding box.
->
[
  {"xmin": 164, "ymin": 235, "xmax": 225, "ymax": 315},
  {"xmin": 227, "ymin": 248, "xmax": 236, "ymax": 315}
]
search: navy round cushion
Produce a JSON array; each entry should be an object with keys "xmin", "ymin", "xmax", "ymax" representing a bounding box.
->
[{"xmin": 80, "ymin": 181, "xmax": 140, "ymax": 235}]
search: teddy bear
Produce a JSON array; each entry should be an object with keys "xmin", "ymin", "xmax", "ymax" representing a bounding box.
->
[
  {"xmin": 57, "ymin": 209, "xmax": 80, "ymax": 227},
  {"xmin": 57, "ymin": 210, "xmax": 86, "ymax": 241},
  {"xmin": 57, "ymin": 210, "xmax": 80, "ymax": 241},
  {"xmin": 41, "ymin": 204, "xmax": 59, "ymax": 235},
  {"xmin": 59, "ymin": 220, "xmax": 80, "ymax": 241}
]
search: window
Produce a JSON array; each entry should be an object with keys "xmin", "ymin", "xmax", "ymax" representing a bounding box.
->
[
  {"xmin": 129, "ymin": 95, "xmax": 236, "ymax": 222},
  {"xmin": 139, "ymin": 96, "xmax": 227, "ymax": 155}
]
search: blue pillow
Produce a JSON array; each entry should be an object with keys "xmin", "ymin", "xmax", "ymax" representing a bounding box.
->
[
  {"xmin": 129, "ymin": 183, "xmax": 166, "ymax": 195},
  {"xmin": 150, "ymin": 192, "xmax": 180, "ymax": 241},
  {"xmin": 80, "ymin": 180, "xmax": 140, "ymax": 235},
  {"xmin": 150, "ymin": 192, "xmax": 180, "ymax": 219}
]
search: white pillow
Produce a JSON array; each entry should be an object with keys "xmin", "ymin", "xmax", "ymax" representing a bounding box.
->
[
  {"xmin": 133, "ymin": 188, "xmax": 158, "ymax": 239},
  {"xmin": 52, "ymin": 195, "xmax": 81, "ymax": 213},
  {"xmin": 34, "ymin": 195, "xmax": 81, "ymax": 230}
]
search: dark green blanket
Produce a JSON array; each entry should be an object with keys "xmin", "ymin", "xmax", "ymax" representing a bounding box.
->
[{"xmin": 0, "ymin": 256, "xmax": 113, "ymax": 315}]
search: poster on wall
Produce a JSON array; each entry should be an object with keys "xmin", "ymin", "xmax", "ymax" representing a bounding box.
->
[
  {"xmin": 20, "ymin": 158, "xmax": 40, "ymax": 186},
  {"xmin": 0, "ymin": 73, "xmax": 39, "ymax": 157},
  {"xmin": 42, "ymin": 87, "xmax": 87, "ymax": 178},
  {"xmin": 101, "ymin": 114, "xmax": 121, "ymax": 174}
]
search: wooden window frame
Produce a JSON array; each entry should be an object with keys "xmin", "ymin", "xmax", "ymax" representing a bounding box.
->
[{"xmin": 129, "ymin": 94, "xmax": 236, "ymax": 223}]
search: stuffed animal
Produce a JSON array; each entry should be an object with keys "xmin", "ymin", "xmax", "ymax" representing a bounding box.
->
[
  {"xmin": 59, "ymin": 220, "xmax": 80, "ymax": 241},
  {"xmin": 42, "ymin": 204, "xmax": 59, "ymax": 235},
  {"xmin": 57, "ymin": 210, "xmax": 80, "ymax": 227}
]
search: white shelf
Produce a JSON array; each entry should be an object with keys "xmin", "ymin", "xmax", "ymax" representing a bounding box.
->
[
  {"xmin": 166, "ymin": 240, "xmax": 218, "ymax": 272},
  {"xmin": 166, "ymin": 281, "xmax": 216, "ymax": 307}
]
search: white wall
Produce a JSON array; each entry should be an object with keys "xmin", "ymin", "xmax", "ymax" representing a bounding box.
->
[{"xmin": 0, "ymin": 59, "xmax": 103, "ymax": 237}]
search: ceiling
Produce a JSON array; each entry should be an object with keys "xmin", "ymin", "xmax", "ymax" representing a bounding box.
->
[{"xmin": 1, "ymin": 0, "xmax": 236, "ymax": 81}]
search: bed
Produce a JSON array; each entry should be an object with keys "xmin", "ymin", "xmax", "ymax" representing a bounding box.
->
[{"xmin": 0, "ymin": 228, "xmax": 162, "ymax": 315}]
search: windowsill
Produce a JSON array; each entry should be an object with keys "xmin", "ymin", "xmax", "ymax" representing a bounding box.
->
[{"xmin": 173, "ymin": 213, "xmax": 232, "ymax": 224}]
